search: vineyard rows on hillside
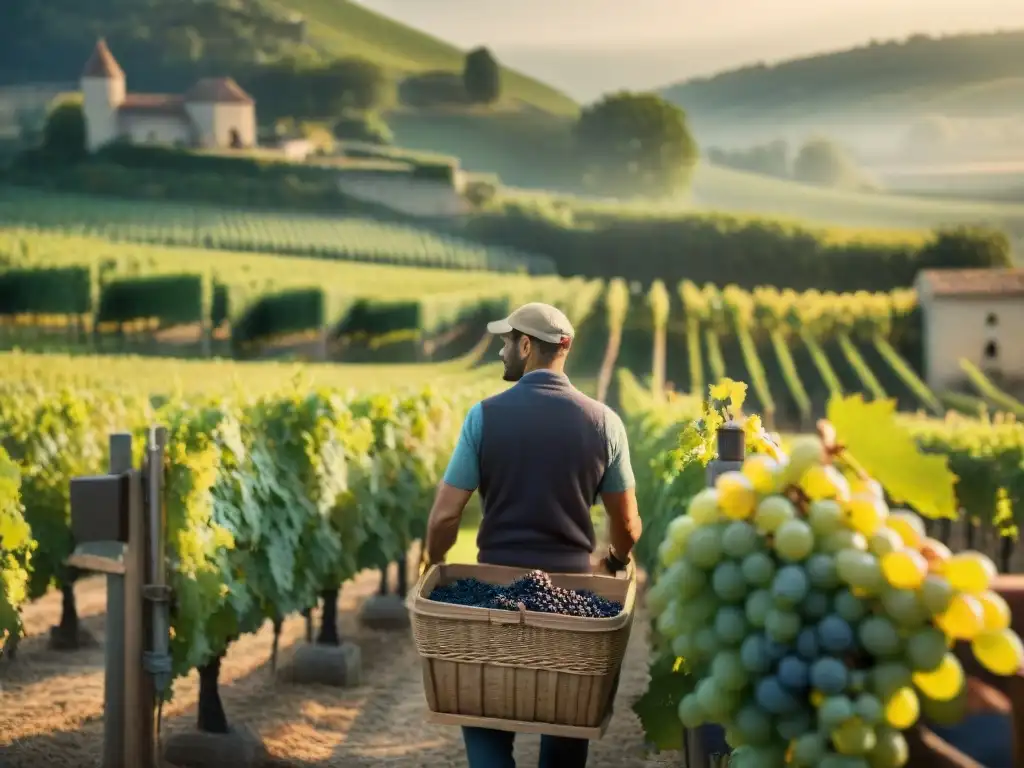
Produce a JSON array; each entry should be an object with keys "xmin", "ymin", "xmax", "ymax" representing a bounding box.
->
[
  {"xmin": 0, "ymin": 187, "xmax": 556, "ymax": 274},
  {"xmin": 1, "ymin": 229, "xmax": 529, "ymax": 297},
  {"xmin": 4, "ymin": 243, "xmax": 1018, "ymax": 420},
  {"xmin": 612, "ymin": 280, "xmax": 1020, "ymax": 428},
  {"xmin": 0, "ymin": 228, "xmax": 604, "ymax": 353}
]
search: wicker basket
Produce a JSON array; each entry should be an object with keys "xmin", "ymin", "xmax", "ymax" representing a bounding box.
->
[{"xmin": 408, "ymin": 562, "xmax": 636, "ymax": 738}]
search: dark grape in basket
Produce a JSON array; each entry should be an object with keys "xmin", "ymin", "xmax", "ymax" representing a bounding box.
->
[{"xmin": 427, "ymin": 570, "xmax": 623, "ymax": 618}]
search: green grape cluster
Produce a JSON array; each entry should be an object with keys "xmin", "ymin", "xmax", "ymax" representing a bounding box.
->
[{"xmin": 645, "ymin": 435, "xmax": 1024, "ymax": 767}]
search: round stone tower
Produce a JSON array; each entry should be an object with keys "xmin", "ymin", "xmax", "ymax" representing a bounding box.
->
[{"xmin": 80, "ymin": 39, "xmax": 126, "ymax": 152}]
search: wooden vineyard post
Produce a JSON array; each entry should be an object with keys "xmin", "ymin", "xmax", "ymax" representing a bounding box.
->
[
  {"xmin": 68, "ymin": 428, "xmax": 174, "ymax": 768},
  {"xmin": 123, "ymin": 430, "xmax": 148, "ymax": 766},
  {"xmin": 142, "ymin": 427, "xmax": 172, "ymax": 768},
  {"xmin": 682, "ymin": 421, "xmax": 744, "ymax": 767},
  {"xmin": 67, "ymin": 432, "xmax": 149, "ymax": 767}
]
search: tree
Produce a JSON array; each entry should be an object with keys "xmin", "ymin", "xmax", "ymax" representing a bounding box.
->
[
  {"xmin": 918, "ymin": 226, "xmax": 1012, "ymax": 270},
  {"xmin": 463, "ymin": 47, "xmax": 501, "ymax": 104},
  {"xmin": 42, "ymin": 98, "xmax": 86, "ymax": 163},
  {"xmin": 332, "ymin": 111, "xmax": 393, "ymax": 145},
  {"xmin": 244, "ymin": 58, "xmax": 391, "ymax": 121},
  {"xmin": 573, "ymin": 92, "xmax": 698, "ymax": 198},
  {"xmin": 792, "ymin": 137, "xmax": 868, "ymax": 190}
]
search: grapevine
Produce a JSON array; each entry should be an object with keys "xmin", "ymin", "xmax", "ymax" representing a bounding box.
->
[
  {"xmin": 0, "ymin": 444, "xmax": 33, "ymax": 657},
  {"xmin": 0, "ymin": 384, "xmax": 148, "ymax": 647},
  {"xmin": 0, "ymin": 375, "xmax": 496, "ymax": 735},
  {"xmin": 959, "ymin": 359, "xmax": 1024, "ymax": 418},
  {"xmin": 872, "ymin": 336, "xmax": 942, "ymax": 416}
]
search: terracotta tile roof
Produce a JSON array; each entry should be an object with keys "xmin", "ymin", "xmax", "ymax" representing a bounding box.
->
[
  {"xmin": 917, "ymin": 267, "xmax": 1024, "ymax": 298},
  {"xmin": 184, "ymin": 77, "xmax": 254, "ymax": 105},
  {"xmin": 117, "ymin": 93, "xmax": 188, "ymax": 116},
  {"xmin": 82, "ymin": 39, "xmax": 124, "ymax": 79}
]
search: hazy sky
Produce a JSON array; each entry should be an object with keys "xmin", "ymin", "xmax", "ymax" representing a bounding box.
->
[{"xmin": 357, "ymin": 0, "xmax": 1024, "ymax": 99}]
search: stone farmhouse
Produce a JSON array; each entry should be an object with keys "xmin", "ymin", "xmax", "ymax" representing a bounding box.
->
[
  {"xmin": 915, "ymin": 267, "xmax": 1024, "ymax": 393},
  {"xmin": 80, "ymin": 39, "xmax": 256, "ymax": 152}
]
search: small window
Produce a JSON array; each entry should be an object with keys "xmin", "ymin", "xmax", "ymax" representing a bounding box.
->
[
  {"xmin": 984, "ymin": 340, "xmax": 999, "ymax": 360},
  {"xmin": 985, "ymin": 313, "xmax": 998, "ymax": 327}
]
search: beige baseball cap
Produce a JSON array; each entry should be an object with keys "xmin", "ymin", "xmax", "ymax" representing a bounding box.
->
[{"xmin": 486, "ymin": 302, "xmax": 575, "ymax": 344}]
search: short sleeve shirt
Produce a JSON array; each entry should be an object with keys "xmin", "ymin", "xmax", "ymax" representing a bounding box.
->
[{"xmin": 442, "ymin": 399, "xmax": 635, "ymax": 494}]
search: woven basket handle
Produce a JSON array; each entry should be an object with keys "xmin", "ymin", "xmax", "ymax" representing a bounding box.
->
[{"xmin": 411, "ymin": 555, "xmax": 435, "ymax": 602}]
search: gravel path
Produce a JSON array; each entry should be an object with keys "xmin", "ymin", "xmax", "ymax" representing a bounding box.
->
[{"xmin": 0, "ymin": 570, "xmax": 681, "ymax": 767}]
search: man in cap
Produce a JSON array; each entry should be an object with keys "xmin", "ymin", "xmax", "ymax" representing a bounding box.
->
[{"xmin": 423, "ymin": 302, "xmax": 642, "ymax": 768}]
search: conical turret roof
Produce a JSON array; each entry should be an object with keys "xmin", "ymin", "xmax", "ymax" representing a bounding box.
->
[{"xmin": 82, "ymin": 38, "xmax": 124, "ymax": 79}]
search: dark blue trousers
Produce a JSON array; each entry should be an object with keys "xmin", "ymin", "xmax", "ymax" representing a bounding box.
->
[
  {"xmin": 461, "ymin": 726, "xmax": 589, "ymax": 768},
  {"xmin": 930, "ymin": 712, "xmax": 1013, "ymax": 767}
]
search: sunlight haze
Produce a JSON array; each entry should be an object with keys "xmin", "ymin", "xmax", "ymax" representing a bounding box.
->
[{"xmin": 359, "ymin": 0, "xmax": 1024, "ymax": 100}]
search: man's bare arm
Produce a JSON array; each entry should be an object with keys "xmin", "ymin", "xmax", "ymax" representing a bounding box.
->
[
  {"xmin": 424, "ymin": 481, "xmax": 474, "ymax": 563},
  {"xmin": 600, "ymin": 487, "xmax": 642, "ymax": 561}
]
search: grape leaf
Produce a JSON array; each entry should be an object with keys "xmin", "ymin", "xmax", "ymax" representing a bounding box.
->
[
  {"xmin": 632, "ymin": 652, "xmax": 695, "ymax": 751},
  {"xmin": 827, "ymin": 394, "xmax": 959, "ymax": 519}
]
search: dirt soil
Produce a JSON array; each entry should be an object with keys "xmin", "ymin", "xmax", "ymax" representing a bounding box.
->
[{"xmin": 0, "ymin": 569, "xmax": 681, "ymax": 768}]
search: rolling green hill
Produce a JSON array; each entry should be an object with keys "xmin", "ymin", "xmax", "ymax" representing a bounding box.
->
[
  {"xmin": 499, "ymin": 161, "xmax": 1024, "ymax": 259},
  {"xmin": 267, "ymin": 0, "xmax": 575, "ymax": 116},
  {"xmin": 0, "ymin": 0, "xmax": 576, "ymax": 116},
  {"xmin": 689, "ymin": 164, "xmax": 1024, "ymax": 243},
  {"xmin": 660, "ymin": 29, "xmax": 1024, "ymax": 123}
]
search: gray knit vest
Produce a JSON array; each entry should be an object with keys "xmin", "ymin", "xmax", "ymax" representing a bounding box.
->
[{"xmin": 476, "ymin": 370, "xmax": 609, "ymax": 574}]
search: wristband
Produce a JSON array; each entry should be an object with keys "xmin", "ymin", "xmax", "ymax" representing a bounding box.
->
[{"xmin": 604, "ymin": 547, "xmax": 628, "ymax": 574}]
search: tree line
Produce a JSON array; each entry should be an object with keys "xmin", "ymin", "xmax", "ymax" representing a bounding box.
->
[
  {"xmin": 707, "ymin": 138, "xmax": 877, "ymax": 191},
  {"xmin": 661, "ymin": 29, "xmax": 1024, "ymax": 118}
]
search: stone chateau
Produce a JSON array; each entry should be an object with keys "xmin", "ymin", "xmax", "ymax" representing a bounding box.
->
[{"xmin": 80, "ymin": 39, "xmax": 256, "ymax": 152}]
